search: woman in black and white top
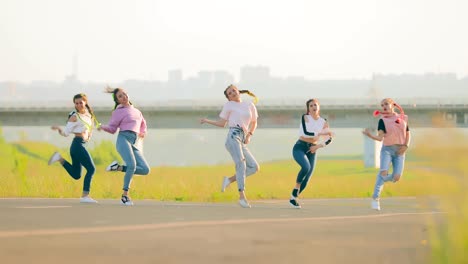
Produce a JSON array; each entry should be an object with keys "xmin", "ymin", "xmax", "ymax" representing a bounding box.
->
[
  {"xmin": 289, "ymin": 98, "xmax": 333, "ymax": 208},
  {"xmin": 48, "ymin": 93, "xmax": 100, "ymax": 203}
]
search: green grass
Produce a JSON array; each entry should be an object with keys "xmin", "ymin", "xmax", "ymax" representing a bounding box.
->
[
  {"xmin": 410, "ymin": 127, "xmax": 468, "ymax": 264},
  {"xmin": 0, "ymin": 129, "xmax": 459, "ymax": 201}
]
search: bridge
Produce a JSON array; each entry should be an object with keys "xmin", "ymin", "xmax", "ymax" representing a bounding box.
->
[{"xmin": 1, "ymin": 98, "xmax": 467, "ymax": 128}]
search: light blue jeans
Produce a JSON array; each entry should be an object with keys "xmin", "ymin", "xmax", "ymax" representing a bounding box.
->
[
  {"xmin": 116, "ymin": 131, "xmax": 150, "ymax": 191},
  {"xmin": 372, "ymin": 145, "xmax": 406, "ymax": 199},
  {"xmin": 225, "ymin": 127, "xmax": 259, "ymax": 191}
]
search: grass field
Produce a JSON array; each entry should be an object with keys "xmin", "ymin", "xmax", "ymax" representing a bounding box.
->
[
  {"xmin": 0, "ymin": 136, "xmax": 458, "ymax": 202},
  {"xmin": 0, "ymin": 126, "xmax": 466, "ymax": 263}
]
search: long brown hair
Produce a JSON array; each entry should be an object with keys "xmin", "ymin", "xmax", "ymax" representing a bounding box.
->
[
  {"xmin": 104, "ymin": 86, "xmax": 133, "ymax": 110},
  {"xmin": 72, "ymin": 93, "xmax": 95, "ymax": 119},
  {"xmin": 224, "ymin": 84, "xmax": 258, "ymax": 104},
  {"xmin": 305, "ymin": 98, "xmax": 320, "ymax": 115}
]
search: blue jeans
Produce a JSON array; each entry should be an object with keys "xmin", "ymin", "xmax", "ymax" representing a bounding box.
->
[
  {"xmin": 292, "ymin": 140, "xmax": 317, "ymax": 193},
  {"xmin": 116, "ymin": 131, "xmax": 150, "ymax": 191},
  {"xmin": 372, "ymin": 145, "xmax": 406, "ymax": 199},
  {"xmin": 225, "ymin": 127, "xmax": 259, "ymax": 191},
  {"xmin": 62, "ymin": 137, "xmax": 95, "ymax": 193}
]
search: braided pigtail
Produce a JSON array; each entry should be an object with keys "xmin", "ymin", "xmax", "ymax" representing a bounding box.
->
[{"xmin": 393, "ymin": 102, "xmax": 405, "ymax": 124}]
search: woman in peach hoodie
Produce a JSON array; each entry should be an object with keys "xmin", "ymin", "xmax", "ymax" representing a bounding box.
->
[{"xmin": 363, "ymin": 98, "xmax": 411, "ymax": 211}]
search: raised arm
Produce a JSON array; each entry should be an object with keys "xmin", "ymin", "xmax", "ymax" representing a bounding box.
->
[
  {"xmin": 51, "ymin": 115, "xmax": 78, "ymax": 137},
  {"xmin": 200, "ymin": 118, "xmax": 227, "ymax": 128},
  {"xmin": 362, "ymin": 128, "xmax": 384, "ymax": 141},
  {"xmin": 98, "ymin": 110, "xmax": 121, "ymax": 134}
]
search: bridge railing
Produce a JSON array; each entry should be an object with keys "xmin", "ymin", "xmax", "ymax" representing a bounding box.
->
[{"xmin": 0, "ymin": 97, "xmax": 467, "ymax": 111}]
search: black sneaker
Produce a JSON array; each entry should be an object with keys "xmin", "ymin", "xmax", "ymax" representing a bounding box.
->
[
  {"xmin": 121, "ymin": 195, "xmax": 134, "ymax": 206},
  {"xmin": 289, "ymin": 198, "xmax": 301, "ymax": 209}
]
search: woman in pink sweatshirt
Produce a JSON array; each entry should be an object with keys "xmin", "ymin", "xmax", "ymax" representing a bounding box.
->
[
  {"xmin": 362, "ymin": 98, "xmax": 411, "ymax": 210},
  {"xmin": 98, "ymin": 87, "xmax": 150, "ymax": 206}
]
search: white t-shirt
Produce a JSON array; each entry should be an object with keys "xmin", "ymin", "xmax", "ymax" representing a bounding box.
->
[
  {"xmin": 219, "ymin": 101, "xmax": 258, "ymax": 132},
  {"xmin": 299, "ymin": 115, "xmax": 326, "ymax": 138}
]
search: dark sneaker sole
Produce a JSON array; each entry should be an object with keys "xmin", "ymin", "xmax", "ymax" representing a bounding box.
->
[{"xmin": 289, "ymin": 199, "xmax": 301, "ymax": 209}]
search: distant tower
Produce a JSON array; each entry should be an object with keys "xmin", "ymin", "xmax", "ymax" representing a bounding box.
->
[
  {"xmin": 63, "ymin": 53, "xmax": 80, "ymax": 90},
  {"xmin": 168, "ymin": 69, "xmax": 183, "ymax": 83},
  {"xmin": 368, "ymin": 73, "xmax": 382, "ymax": 99},
  {"xmin": 72, "ymin": 52, "xmax": 78, "ymax": 80}
]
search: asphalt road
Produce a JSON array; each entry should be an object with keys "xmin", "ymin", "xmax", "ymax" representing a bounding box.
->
[{"xmin": 0, "ymin": 197, "xmax": 443, "ymax": 264}]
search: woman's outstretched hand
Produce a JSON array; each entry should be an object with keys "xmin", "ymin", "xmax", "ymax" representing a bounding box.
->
[
  {"xmin": 51, "ymin": 126, "xmax": 62, "ymax": 134},
  {"xmin": 362, "ymin": 128, "xmax": 371, "ymax": 137}
]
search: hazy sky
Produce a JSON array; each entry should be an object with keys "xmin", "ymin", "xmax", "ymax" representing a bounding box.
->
[{"xmin": 1, "ymin": 0, "xmax": 467, "ymax": 83}]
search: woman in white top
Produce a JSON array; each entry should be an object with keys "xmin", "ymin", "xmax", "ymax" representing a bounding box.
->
[
  {"xmin": 200, "ymin": 84, "xmax": 259, "ymax": 208},
  {"xmin": 289, "ymin": 99, "xmax": 333, "ymax": 208},
  {"xmin": 48, "ymin": 93, "xmax": 100, "ymax": 203}
]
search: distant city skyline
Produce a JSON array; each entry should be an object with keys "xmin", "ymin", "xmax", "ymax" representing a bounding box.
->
[
  {"xmin": 1, "ymin": 65, "xmax": 467, "ymax": 105},
  {"xmin": 1, "ymin": 0, "xmax": 467, "ymax": 83}
]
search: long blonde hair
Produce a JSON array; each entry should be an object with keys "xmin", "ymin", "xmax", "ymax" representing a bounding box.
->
[
  {"xmin": 224, "ymin": 84, "xmax": 258, "ymax": 104},
  {"xmin": 381, "ymin": 98, "xmax": 404, "ymax": 115}
]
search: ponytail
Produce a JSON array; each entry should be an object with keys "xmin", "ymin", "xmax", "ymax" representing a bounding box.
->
[
  {"xmin": 224, "ymin": 85, "xmax": 259, "ymax": 104},
  {"xmin": 373, "ymin": 98, "xmax": 405, "ymax": 124},
  {"xmin": 104, "ymin": 86, "xmax": 132, "ymax": 110},
  {"xmin": 239, "ymin": 89, "xmax": 259, "ymax": 104},
  {"xmin": 393, "ymin": 102, "xmax": 405, "ymax": 115},
  {"xmin": 104, "ymin": 86, "xmax": 119, "ymax": 110},
  {"xmin": 393, "ymin": 102, "xmax": 405, "ymax": 124}
]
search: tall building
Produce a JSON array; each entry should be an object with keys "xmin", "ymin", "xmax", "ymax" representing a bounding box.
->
[
  {"xmin": 240, "ymin": 65, "xmax": 270, "ymax": 84},
  {"xmin": 168, "ymin": 69, "xmax": 183, "ymax": 83}
]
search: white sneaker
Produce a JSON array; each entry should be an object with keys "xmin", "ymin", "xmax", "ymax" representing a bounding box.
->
[
  {"xmin": 106, "ymin": 161, "xmax": 119, "ymax": 171},
  {"xmin": 238, "ymin": 199, "xmax": 251, "ymax": 208},
  {"xmin": 221, "ymin": 176, "xmax": 230, "ymax": 192},
  {"xmin": 48, "ymin": 152, "xmax": 62, "ymax": 165},
  {"xmin": 80, "ymin": 196, "xmax": 98, "ymax": 203},
  {"xmin": 371, "ymin": 199, "xmax": 381, "ymax": 211},
  {"xmin": 121, "ymin": 195, "xmax": 134, "ymax": 206}
]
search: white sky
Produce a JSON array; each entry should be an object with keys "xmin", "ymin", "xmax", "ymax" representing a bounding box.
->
[{"xmin": 1, "ymin": 0, "xmax": 467, "ymax": 82}]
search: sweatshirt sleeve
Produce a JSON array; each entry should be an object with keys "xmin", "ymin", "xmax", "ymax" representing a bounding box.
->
[
  {"xmin": 140, "ymin": 113, "xmax": 147, "ymax": 135},
  {"xmin": 100, "ymin": 110, "xmax": 121, "ymax": 134}
]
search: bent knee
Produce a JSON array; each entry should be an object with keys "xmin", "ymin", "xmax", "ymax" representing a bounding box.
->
[
  {"xmin": 380, "ymin": 170, "xmax": 388, "ymax": 176},
  {"xmin": 71, "ymin": 173, "xmax": 81, "ymax": 180},
  {"xmin": 142, "ymin": 167, "xmax": 150, "ymax": 175},
  {"xmin": 88, "ymin": 167, "xmax": 96, "ymax": 175},
  {"xmin": 253, "ymin": 163, "xmax": 260, "ymax": 172}
]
